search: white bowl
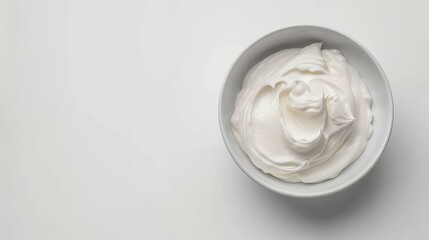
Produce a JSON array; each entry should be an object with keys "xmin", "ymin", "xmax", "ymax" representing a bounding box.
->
[{"xmin": 218, "ymin": 26, "xmax": 394, "ymax": 198}]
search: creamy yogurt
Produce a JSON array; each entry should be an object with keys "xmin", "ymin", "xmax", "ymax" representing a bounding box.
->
[{"xmin": 231, "ymin": 43, "xmax": 373, "ymax": 183}]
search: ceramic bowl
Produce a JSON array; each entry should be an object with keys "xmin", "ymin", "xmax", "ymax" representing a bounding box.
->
[{"xmin": 218, "ymin": 26, "xmax": 394, "ymax": 198}]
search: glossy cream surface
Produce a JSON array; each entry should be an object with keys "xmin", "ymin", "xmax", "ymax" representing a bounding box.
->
[{"xmin": 231, "ymin": 43, "xmax": 373, "ymax": 183}]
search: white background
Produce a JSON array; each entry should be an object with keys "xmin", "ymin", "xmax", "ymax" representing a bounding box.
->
[{"xmin": 1, "ymin": 0, "xmax": 428, "ymax": 239}]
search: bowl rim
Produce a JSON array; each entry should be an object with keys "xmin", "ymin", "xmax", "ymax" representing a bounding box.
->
[{"xmin": 218, "ymin": 25, "xmax": 394, "ymax": 198}]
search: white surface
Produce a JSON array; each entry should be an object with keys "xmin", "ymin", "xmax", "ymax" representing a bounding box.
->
[{"xmin": 0, "ymin": 0, "xmax": 428, "ymax": 239}]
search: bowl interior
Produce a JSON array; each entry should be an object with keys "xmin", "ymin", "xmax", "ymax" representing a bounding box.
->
[{"xmin": 219, "ymin": 26, "xmax": 393, "ymax": 198}]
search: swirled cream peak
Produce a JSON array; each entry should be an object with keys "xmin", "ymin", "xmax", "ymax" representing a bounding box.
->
[{"xmin": 231, "ymin": 43, "xmax": 373, "ymax": 183}]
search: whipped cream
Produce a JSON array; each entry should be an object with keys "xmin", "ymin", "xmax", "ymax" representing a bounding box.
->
[{"xmin": 231, "ymin": 43, "xmax": 373, "ymax": 183}]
